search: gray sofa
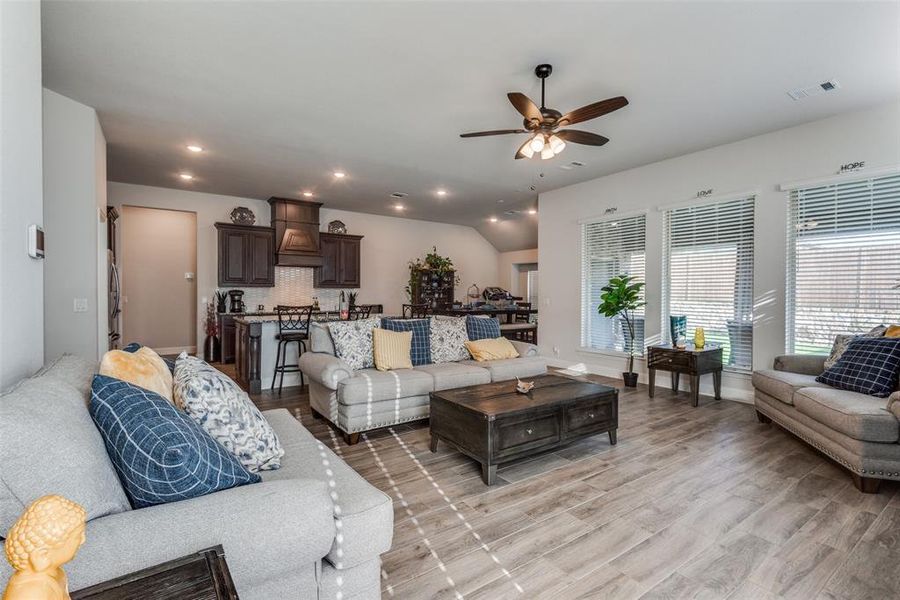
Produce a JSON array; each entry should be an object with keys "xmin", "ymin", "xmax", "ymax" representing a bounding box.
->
[
  {"xmin": 300, "ymin": 322, "xmax": 548, "ymax": 444},
  {"xmin": 0, "ymin": 354, "xmax": 392, "ymax": 599},
  {"xmin": 753, "ymin": 353, "xmax": 900, "ymax": 493}
]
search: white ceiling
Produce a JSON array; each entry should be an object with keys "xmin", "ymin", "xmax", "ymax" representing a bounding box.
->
[{"xmin": 42, "ymin": 1, "xmax": 900, "ymax": 251}]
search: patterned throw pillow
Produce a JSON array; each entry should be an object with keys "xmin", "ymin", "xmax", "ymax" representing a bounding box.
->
[
  {"xmin": 816, "ymin": 337, "xmax": 900, "ymax": 398},
  {"xmin": 824, "ymin": 325, "xmax": 888, "ymax": 370},
  {"xmin": 173, "ymin": 354, "xmax": 284, "ymax": 472},
  {"xmin": 328, "ymin": 318, "xmax": 379, "ymax": 370},
  {"xmin": 466, "ymin": 315, "xmax": 501, "ymax": 341},
  {"xmin": 381, "ymin": 318, "xmax": 432, "ymax": 365},
  {"xmin": 90, "ymin": 375, "xmax": 259, "ymax": 508},
  {"xmin": 430, "ymin": 316, "xmax": 470, "ymax": 363}
]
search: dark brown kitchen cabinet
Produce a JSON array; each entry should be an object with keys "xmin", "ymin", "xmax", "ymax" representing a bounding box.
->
[
  {"xmin": 314, "ymin": 233, "xmax": 362, "ymax": 288},
  {"xmin": 218, "ymin": 314, "xmax": 236, "ymax": 363},
  {"xmin": 215, "ymin": 223, "xmax": 275, "ymax": 287}
]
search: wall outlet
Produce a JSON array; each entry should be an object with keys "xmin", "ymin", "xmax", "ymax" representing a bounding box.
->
[
  {"xmin": 73, "ymin": 298, "xmax": 88, "ymax": 313},
  {"xmin": 552, "ymin": 346, "xmax": 560, "ymax": 357}
]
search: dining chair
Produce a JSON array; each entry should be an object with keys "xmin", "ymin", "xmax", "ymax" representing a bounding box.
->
[{"xmin": 402, "ymin": 303, "xmax": 429, "ymax": 319}]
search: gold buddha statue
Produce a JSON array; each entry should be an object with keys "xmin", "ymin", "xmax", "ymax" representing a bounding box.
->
[{"xmin": 3, "ymin": 495, "xmax": 86, "ymax": 600}]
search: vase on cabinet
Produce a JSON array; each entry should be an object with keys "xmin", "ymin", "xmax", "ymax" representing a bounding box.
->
[{"xmin": 204, "ymin": 335, "xmax": 221, "ymax": 363}]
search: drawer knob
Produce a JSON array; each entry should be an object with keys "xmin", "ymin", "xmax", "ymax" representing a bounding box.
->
[
  {"xmin": 526, "ymin": 428, "xmax": 533, "ymax": 435},
  {"xmin": 589, "ymin": 413, "xmax": 595, "ymax": 419}
]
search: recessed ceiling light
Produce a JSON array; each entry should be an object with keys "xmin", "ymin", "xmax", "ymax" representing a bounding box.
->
[
  {"xmin": 179, "ymin": 173, "xmax": 194, "ymax": 180},
  {"xmin": 436, "ymin": 189, "xmax": 447, "ymax": 196},
  {"xmin": 333, "ymin": 171, "xmax": 346, "ymax": 178},
  {"xmin": 393, "ymin": 204, "xmax": 405, "ymax": 210},
  {"xmin": 489, "ymin": 217, "xmax": 498, "ymax": 223},
  {"xmin": 186, "ymin": 145, "xmax": 203, "ymax": 153},
  {"xmin": 528, "ymin": 208, "xmax": 537, "ymax": 215},
  {"xmin": 302, "ymin": 191, "xmax": 313, "ymax": 197}
]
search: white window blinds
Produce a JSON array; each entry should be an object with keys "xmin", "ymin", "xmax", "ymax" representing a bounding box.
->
[
  {"xmin": 786, "ymin": 173, "xmax": 900, "ymax": 354},
  {"xmin": 663, "ymin": 197, "xmax": 755, "ymax": 370},
  {"xmin": 581, "ymin": 214, "xmax": 646, "ymax": 353}
]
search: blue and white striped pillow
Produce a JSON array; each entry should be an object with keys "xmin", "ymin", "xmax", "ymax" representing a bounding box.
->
[
  {"xmin": 90, "ymin": 375, "xmax": 259, "ymax": 508},
  {"xmin": 816, "ymin": 337, "xmax": 900, "ymax": 398},
  {"xmin": 381, "ymin": 318, "xmax": 432, "ymax": 365},
  {"xmin": 466, "ymin": 315, "xmax": 501, "ymax": 341}
]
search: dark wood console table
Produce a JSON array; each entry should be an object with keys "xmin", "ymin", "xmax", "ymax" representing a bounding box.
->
[{"xmin": 647, "ymin": 344, "xmax": 723, "ymax": 407}]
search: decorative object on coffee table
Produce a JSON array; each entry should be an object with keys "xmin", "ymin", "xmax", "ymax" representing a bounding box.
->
[
  {"xmin": 647, "ymin": 344, "xmax": 722, "ymax": 407},
  {"xmin": 71, "ymin": 546, "xmax": 238, "ymax": 600},
  {"xmin": 327, "ymin": 219, "xmax": 347, "ymax": 234},
  {"xmin": 229, "ymin": 206, "xmax": 255, "ymax": 226},
  {"xmin": 515, "ymin": 377, "xmax": 534, "ymax": 394},
  {"xmin": 597, "ymin": 274, "xmax": 645, "ymax": 387},
  {"xmin": 669, "ymin": 315, "xmax": 687, "ymax": 347},
  {"xmin": 430, "ymin": 374, "xmax": 618, "ymax": 485},
  {"xmin": 3, "ymin": 495, "xmax": 86, "ymax": 600}
]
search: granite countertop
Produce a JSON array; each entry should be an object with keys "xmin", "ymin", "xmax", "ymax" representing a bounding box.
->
[{"xmin": 233, "ymin": 312, "xmax": 343, "ymax": 325}]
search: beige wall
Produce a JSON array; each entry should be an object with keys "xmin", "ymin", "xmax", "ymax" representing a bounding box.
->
[
  {"xmin": 498, "ymin": 248, "xmax": 538, "ymax": 297},
  {"xmin": 119, "ymin": 206, "xmax": 197, "ymax": 353}
]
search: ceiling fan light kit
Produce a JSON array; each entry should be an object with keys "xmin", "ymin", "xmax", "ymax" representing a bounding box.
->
[{"xmin": 461, "ymin": 63, "xmax": 627, "ymax": 160}]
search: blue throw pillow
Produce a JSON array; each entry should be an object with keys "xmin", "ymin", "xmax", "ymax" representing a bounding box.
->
[
  {"xmin": 89, "ymin": 375, "xmax": 259, "ymax": 508},
  {"xmin": 816, "ymin": 337, "xmax": 900, "ymax": 398},
  {"xmin": 122, "ymin": 342, "xmax": 176, "ymax": 373},
  {"xmin": 381, "ymin": 318, "xmax": 432, "ymax": 365},
  {"xmin": 466, "ymin": 315, "xmax": 501, "ymax": 341}
]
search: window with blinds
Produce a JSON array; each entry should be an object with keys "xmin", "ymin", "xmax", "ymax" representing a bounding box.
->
[
  {"xmin": 581, "ymin": 214, "xmax": 646, "ymax": 353},
  {"xmin": 662, "ymin": 197, "xmax": 755, "ymax": 370},
  {"xmin": 786, "ymin": 173, "xmax": 900, "ymax": 354}
]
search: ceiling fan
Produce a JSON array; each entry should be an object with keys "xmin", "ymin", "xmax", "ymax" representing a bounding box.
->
[{"xmin": 460, "ymin": 64, "xmax": 628, "ymax": 160}]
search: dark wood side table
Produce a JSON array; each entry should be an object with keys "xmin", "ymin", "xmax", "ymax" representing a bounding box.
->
[
  {"xmin": 647, "ymin": 345, "xmax": 723, "ymax": 407},
  {"xmin": 71, "ymin": 546, "xmax": 238, "ymax": 600}
]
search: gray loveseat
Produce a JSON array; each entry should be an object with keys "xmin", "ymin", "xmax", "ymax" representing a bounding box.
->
[
  {"xmin": 753, "ymin": 354, "xmax": 900, "ymax": 493},
  {"xmin": 300, "ymin": 322, "xmax": 547, "ymax": 444},
  {"xmin": 0, "ymin": 354, "xmax": 392, "ymax": 599}
]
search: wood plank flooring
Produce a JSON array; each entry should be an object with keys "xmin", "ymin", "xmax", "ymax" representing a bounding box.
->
[{"xmin": 238, "ymin": 367, "xmax": 900, "ymax": 599}]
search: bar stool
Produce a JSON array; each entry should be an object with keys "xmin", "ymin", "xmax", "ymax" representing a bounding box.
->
[
  {"xmin": 272, "ymin": 305, "xmax": 313, "ymax": 393},
  {"xmin": 348, "ymin": 305, "xmax": 372, "ymax": 320}
]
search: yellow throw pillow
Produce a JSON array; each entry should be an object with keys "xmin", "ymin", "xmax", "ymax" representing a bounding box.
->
[
  {"xmin": 465, "ymin": 337, "xmax": 520, "ymax": 361},
  {"xmin": 373, "ymin": 328, "xmax": 413, "ymax": 371},
  {"xmin": 100, "ymin": 347, "xmax": 174, "ymax": 402},
  {"xmin": 885, "ymin": 325, "xmax": 900, "ymax": 338}
]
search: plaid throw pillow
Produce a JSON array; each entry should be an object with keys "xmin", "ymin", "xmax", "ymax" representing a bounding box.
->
[
  {"xmin": 816, "ymin": 337, "xmax": 900, "ymax": 398},
  {"xmin": 466, "ymin": 315, "xmax": 501, "ymax": 341},
  {"xmin": 381, "ymin": 318, "xmax": 432, "ymax": 365}
]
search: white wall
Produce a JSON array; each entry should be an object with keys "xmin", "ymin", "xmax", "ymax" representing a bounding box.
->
[
  {"xmin": 42, "ymin": 89, "xmax": 108, "ymax": 363},
  {"xmin": 498, "ymin": 248, "xmax": 538, "ymax": 297},
  {"xmin": 538, "ymin": 102, "xmax": 900, "ymax": 402},
  {"xmin": 0, "ymin": 2, "xmax": 44, "ymax": 389},
  {"xmin": 107, "ymin": 183, "xmax": 500, "ymax": 351}
]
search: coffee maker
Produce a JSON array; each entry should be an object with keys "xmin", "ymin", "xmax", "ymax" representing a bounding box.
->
[{"xmin": 228, "ymin": 290, "xmax": 246, "ymax": 313}]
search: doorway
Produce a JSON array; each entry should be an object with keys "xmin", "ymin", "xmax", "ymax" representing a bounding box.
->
[{"xmin": 119, "ymin": 206, "xmax": 197, "ymax": 354}]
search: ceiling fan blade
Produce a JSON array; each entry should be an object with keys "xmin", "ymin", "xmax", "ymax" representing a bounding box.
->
[
  {"xmin": 507, "ymin": 92, "xmax": 542, "ymax": 123},
  {"xmin": 557, "ymin": 96, "xmax": 628, "ymax": 127},
  {"xmin": 556, "ymin": 129, "xmax": 610, "ymax": 146},
  {"xmin": 460, "ymin": 129, "xmax": 528, "ymax": 138}
]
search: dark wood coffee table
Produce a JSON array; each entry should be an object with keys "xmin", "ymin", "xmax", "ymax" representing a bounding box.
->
[{"xmin": 429, "ymin": 374, "xmax": 618, "ymax": 485}]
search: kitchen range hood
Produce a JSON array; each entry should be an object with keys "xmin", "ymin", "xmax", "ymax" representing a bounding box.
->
[{"xmin": 269, "ymin": 197, "xmax": 324, "ymax": 267}]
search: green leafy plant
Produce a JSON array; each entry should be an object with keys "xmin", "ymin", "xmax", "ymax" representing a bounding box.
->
[
  {"xmin": 597, "ymin": 274, "xmax": 645, "ymax": 374},
  {"xmin": 405, "ymin": 247, "xmax": 461, "ymax": 301}
]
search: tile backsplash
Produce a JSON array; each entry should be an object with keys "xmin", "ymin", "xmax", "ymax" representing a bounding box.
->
[{"xmin": 231, "ymin": 267, "xmax": 345, "ymax": 311}]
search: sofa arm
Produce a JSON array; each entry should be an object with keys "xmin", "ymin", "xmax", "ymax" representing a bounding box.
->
[
  {"xmin": 773, "ymin": 354, "xmax": 827, "ymax": 375},
  {"xmin": 59, "ymin": 480, "xmax": 334, "ymax": 595},
  {"xmin": 510, "ymin": 340, "xmax": 539, "ymax": 357},
  {"xmin": 300, "ymin": 352, "xmax": 354, "ymax": 390}
]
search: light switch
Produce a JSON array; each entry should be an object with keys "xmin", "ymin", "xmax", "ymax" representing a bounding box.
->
[{"xmin": 73, "ymin": 298, "xmax": 88, "ymax": 313}]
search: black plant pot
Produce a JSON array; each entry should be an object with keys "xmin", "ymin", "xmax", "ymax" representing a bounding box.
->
[
  {"xmin": 204, "ymin": 335, "xmax": 221, "ymax": 363},
  {"xmin": 622, "ymin": 372, "xmax": 638, "ymax": 387}
]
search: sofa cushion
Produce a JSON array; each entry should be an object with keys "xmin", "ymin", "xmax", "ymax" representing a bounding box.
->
[
  {"xmin": 90, "ymin": 375, "xmax": 259, "ymax": 508},
  {"xmin": 309, "ymin": 322, "xmax": 337, "ymax": 355},
  {"xmin": 261, "ymin": 409, "xmax": 393, "ymax": 570},
  {"xmin": 338, "ymin": 368, "xmax": 434, "ymax": 405},
  {"xmin": 751, "ymin": 369, "xmax": 829, "ymax": 405},
  {"xmin": 381, "ymin": 318, "xmax": 431, "ymax": 366},
  {"xmin": 0, "ymin": 376, "xmax": 131, "ymax": 534},
  {"xmin": 35, "ymin": 353, "xmax": 98, "ymax": 401},
  {"xmin": 173, "ymin": 354, "xmax": 284, "ymax": 472},
  {"xmin": 794, "ymin": 386, "xmax": 899, "ymax": 443},
  {"xmin": 816, "ymin": 337, "xmax": 900, "ymax": 398},
  {"xmin": 430, "ymin": 315, "xmax": 470, "ymax": 363},
  {"xmin": 414, "ymin": 363, "xmax": 491, "ymax": 391},
  {"xmin": 328, "ymin": 318, "xmax": 379, "ymax": 370},
  {"xmin": 461, "ymin": 355, "xmax": 548, "ymax": 382}
]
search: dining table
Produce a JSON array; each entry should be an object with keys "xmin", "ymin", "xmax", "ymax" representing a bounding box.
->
[{"xmin": 433, "ymin": 305, "xmax": 538, "ymax": 324}]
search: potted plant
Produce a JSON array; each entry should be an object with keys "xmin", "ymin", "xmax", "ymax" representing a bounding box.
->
[
  {"xmin": 404, "ymin": 247, "xmax": 461, "ymax": 302},
  {"xmin": 598, "ymin": 274, "xmax": 645, "ymax": 387}
]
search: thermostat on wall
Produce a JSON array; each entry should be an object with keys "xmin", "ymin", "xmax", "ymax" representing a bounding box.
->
[{"xmin": 28, "ymin": 224, "xmax": 44, "ymax": 259}]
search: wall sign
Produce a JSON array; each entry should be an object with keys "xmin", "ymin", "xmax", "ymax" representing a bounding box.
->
[
  {"xmin": 838, "ymin": 161, "xmax": 865, "ymax": 173},
  {"xmin": 696, "ymin": 189, "xmax": 714, "ymax": 198},
  {"xmin": 604, "ymin": 207, "xmax": 618, "ymax": 214}
]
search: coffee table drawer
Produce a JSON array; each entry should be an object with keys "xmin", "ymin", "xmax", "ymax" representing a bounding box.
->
[
  {"xmin": 565, "ymin": 398, "xmax": 614, "ymax": 435},
  {"xmin": 495, "ymin": 412, "xmax": 560, "ymax": 455}
]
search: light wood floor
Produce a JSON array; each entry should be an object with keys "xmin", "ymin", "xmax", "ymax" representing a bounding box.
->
[{"xmin": 244, "ymin": 370, "xmax": 900, "ymax": 600}]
